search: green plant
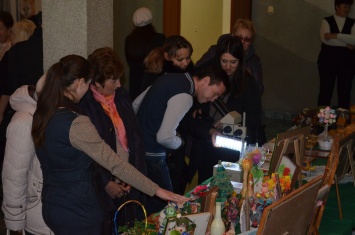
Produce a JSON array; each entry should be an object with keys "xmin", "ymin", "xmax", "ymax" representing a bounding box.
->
[{"xmin": 118, "ymin": 220, "xmax": 158, "ymax": 235}]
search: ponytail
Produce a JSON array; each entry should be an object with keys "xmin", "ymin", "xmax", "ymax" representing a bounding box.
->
[
  {"xmin": 144, "ymin": 47, "xmax": 165, "ymax": 74},
  {"xmin": 32, "ymin": 55, "xmax": 91, "ymax": 147}
]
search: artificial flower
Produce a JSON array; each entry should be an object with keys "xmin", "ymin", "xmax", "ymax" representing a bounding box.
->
[{"xmin": 317, "ymin": 106, "xmax": 337, "ymax": 125}]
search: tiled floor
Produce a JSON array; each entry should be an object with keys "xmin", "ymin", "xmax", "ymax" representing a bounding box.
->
[{"xmin": 0, "ymin": 117, "xmax": 293, "ymax": 234}]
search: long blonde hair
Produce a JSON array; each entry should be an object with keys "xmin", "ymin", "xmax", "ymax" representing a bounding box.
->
[{"xmin": 11, "ymin": 19, "xmax": 36, "ymax": 45}]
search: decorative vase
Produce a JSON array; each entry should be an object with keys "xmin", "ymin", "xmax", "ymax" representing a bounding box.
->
[
  {"xmin": 318, "ymin": 138, "xmax": 333, "ymax": 151},
  {"xmin": 211, "ymin": 201, "xmax": 225, "ymax": 235},
  {"xmin": 318, "ymin": 124, "xmax": 333, "ymax": 150}
]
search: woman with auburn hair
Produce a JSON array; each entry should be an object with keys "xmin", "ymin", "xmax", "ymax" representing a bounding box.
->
[
  {"xmin": 78, "ymin": 47, "xmax": 147, "ymax": 233},
  {"xmin": 32, "ymin": 54, "xmax": 188, "ymax": 234}
]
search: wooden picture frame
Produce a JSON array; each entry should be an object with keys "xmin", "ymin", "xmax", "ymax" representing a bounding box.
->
[
  {"xmin": 257, "ymin": 176, "xmax": 322, "ymax": 235},
  {"xmin": 200, "ymin": 186, "xmax": 218, "ymax": 213},
  {"xmin": 276, "ymin": 155, "xmax": 300, "ymax": 195},
  {"xmin": 268, "ymin": 126, "xmax": 311, "ymax": 188},
  {"xmin": 268, "ymin": 126, "xmax": 311, "ymax": 175},
  {"xmin": 200, "ymin": 186, "xmax": 218, "ymax": 232},
  {"xmin": 335, "ymin": 132, "xmax": 355, "ymax": 183}
]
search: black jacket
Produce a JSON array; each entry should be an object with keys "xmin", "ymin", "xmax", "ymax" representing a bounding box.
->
[{"xmin": 78, "ymin": 87, "xmax": 146, "ymax": 210}]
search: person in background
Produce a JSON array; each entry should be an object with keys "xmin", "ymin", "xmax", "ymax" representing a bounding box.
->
[
  {"xmin": 0, "ymin": 19, "xmax": 37, "ymax": 173},
  {"xmin": 138, "ymin": 35, "xmax": 194, "ymax": 195},
  {"xmin": 31, "ymin": 54, "xmax": 188, "ymax": 235},
  {"xmin": 0, "ymin": 11, "xmax": 13, "ymax": 61},
  {"xmin": 317, "ymin": 0, "xmax": 355, "ymax": 110},
  {"xmin": 133, "ymin": 66, "xmax": 230, "ymax": 215},
  {"xmin": 187, "ymin": 36, "xmax": 266, "ymax": 184},
  {"xmin": 2, "ymin": 75, "xmax": 53, "ymax": 235},
  {"xmin": 0, "ymin": 11, "xmax": 14, "ymax": 124},
  {"xmin": 0, "ymin": 11, "xmax": 14, "ymax": 162},
  {"xmin": 125, "ymin": 7, "xmax": 165, "ymax": 101},
  {"xmin": 196, "ymin": 18, "xmax": 264, "ymax": 94},
  {"xmin": 78, "ymin": 47, "xmax": 147, "ymax": 233},
  {"xmin": 140, "ymin": 35, "xmax": 194, "ymax": 92},
  {"xmin": 7, "ymin": 12, "xmax": 43, "ymax": 96}
]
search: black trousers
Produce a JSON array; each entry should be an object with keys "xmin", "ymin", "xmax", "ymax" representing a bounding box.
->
[{"xmin": 317, "ymin": 63, "xmax": 355, "ymax": 110}]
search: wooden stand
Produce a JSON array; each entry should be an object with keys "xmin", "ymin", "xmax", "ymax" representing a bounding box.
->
[{"xmin": 257, "ymin": 176, "xmax": 323, "ymax": 235}]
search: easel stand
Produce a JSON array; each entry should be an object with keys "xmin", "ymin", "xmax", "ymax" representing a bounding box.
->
[{"xmin": 276, "ymin": 134, "xmax": 305, "ymax": 187}]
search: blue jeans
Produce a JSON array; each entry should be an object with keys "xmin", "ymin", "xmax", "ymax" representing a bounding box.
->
[{"xmin": 145, "ymin": 155, "xmax": 173, "ymax": 215}]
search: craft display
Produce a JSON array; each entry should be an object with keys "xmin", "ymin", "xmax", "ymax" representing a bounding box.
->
[
  {"xmin": 153, "ymin": 201, "xmax": 200, "ymax": 235},
  {"xmin": 317, "ymin": 106, "xmax": 337, "ymax": 150},
  {"xmin": 210, "ymin": 161, "xmax": 234, "ymax": 204},
  {"xmin": 221, "ymin": 191, "xmax": 243, "ymax": 228},
  {"xmin": 244, "ymin": 147, "xmax": 267, "ymax": 193}
]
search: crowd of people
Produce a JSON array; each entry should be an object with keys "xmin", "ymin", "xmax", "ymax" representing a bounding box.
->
[{"xmin": 0, "ymin": 5, "xmax": 286, "ymax": 235}]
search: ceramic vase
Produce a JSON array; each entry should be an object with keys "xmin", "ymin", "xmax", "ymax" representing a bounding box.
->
[{"xmin": 211, "ymin": 202, "xmax": 225, "ymax": 235}]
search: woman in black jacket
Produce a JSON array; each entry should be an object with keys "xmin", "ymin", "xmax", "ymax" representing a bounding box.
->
[
  {"xmin": 78, "ymin": 47, "xmax": 147, "ymax": 233},
  {"xmin": 187, "ymin": 36, "xmax": 266, "ymax": 184}
]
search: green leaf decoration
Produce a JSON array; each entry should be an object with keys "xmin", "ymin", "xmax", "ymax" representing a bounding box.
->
[{"xmin": 251, "ymin": 166, "xmax": 263, "ymax": 184}]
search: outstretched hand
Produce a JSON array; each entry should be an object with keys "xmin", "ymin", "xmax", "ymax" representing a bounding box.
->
[{"xmin": 155, "ymin": 188, "xmax": 189, "ymax": 203}]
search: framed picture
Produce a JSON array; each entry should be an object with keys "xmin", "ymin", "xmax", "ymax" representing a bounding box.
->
[
  {"xmin": 200, "ymin": 186, "xmax": 218, "ymax": 233},
  {"xmin": 257, "ymin": 176, "xmax": 322, "ymax": 235},
  {"xmin": 164, "ymin": 212, "xmax": 211, "ymax": 235},
  {"xmin": 276, "ymin": 155, "xmax": 300, "ymax": 194},
  {"xmin": 268, "ymin": 126, "xmax": 311, "ymax": 175},
  {"xmin": 16, "ymin": 0, "xmax": 35, "ymax": 20}
]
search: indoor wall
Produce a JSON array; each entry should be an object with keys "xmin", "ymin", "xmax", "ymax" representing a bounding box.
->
[
  {"xmin": 115, "ymin": 0, "xmax": 355, "ymax": 116},
  {"xmin": 253, "ymin": 0, "xmax": 355, "ymax": 117},
  {"xmin": 180, "ymin": 0, "xmax": 228, "ymax": 62}
]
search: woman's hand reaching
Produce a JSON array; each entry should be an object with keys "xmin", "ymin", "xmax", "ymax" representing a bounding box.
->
[{"xmin": 155, "ymin": 188, "xmax": 190, "ymax": 203}]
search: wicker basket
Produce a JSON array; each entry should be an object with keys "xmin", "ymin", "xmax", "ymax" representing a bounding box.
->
[{"xmin": 114, "ymin": 200, "xmax": 148, "ymax": 235}]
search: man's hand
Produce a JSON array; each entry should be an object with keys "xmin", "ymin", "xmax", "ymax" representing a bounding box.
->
[{"xmin": 104, "ymin": 181, "xmax": 131, "ymax": 199}]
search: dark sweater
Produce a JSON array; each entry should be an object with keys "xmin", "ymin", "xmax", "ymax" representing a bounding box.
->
[
  {"xmin": 78, "ymin": 87, "xmax": 147, "ymax": 210},
  {"xmin": 137, "ymin": 72, "xmax": 194, "ymax": 155}
]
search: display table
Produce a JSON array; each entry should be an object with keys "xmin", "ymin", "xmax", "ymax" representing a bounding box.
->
[{"xmin": 140, "ymin": 124, "xmax": 355, "ymax": 235}]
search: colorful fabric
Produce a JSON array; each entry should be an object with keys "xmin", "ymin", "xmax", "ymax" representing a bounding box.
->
[{"xmin": 90, "ymin": 85, "xmax": 128, "ymax": 151}]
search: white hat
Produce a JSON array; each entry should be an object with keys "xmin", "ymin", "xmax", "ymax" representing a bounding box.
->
[{"xmin": 132, "ymin": 7, "xmax": 152, "ymax": 27}]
